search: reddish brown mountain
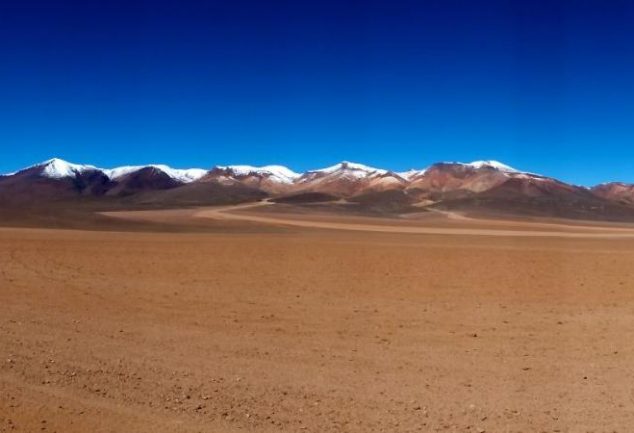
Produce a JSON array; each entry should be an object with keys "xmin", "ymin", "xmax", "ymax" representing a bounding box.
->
[
  {"xmin": 0, "ymin": 159, "xmax": 111, "ymax": 205},
  {"xmin": 199, "ymin": 165, "xmax": 299, "ymax": 194},
  {"xmin": 406, "ymin": 162, "xmax": 513, "ymax": 201},
  {"xmin": 105, "ymin": 167, "xmax": 183, "ymax": 197},
  {"xmin": 591, "ymin": 183, "xmax": 634, "ymax": 206},
  {"xmin": 290, "ymin": 162, "xmax": 407, "ymax": 197}
]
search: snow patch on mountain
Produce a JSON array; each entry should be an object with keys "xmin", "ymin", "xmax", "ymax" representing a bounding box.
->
[
  {"xmin": 105, "ymin": 165, "xmax": 207, "ymax": 183},
  {"xmin": 398, "ymin": 168, "xmax": 427, "ymax": 180},
  {"xmin": 304, "ymin": 161, "xmax": 388, "ymax": 180},
  {"xmin": 463, "ymin": 160, "xmax": 518, "ymax": 172},
  {"xmin": 216, "ymin": 165, "xmax": 300, "ymax": 184},
  {"xmin": 3, "ymin": 158, "xmax": 548, "ymax": 188},
  {"xmin": 14, "ymin": 158, "xmax": 207, "ymax": 183}
]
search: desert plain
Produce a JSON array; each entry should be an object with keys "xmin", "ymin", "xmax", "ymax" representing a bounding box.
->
[{"xmin": 2, "ymin": 204, "xmax": 634, "ymax": 433}]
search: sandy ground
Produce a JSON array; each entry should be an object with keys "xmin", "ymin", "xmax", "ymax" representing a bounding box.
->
[{"xmin": 2, "ymin": 209, "xmax": 634, "ymax": 433}]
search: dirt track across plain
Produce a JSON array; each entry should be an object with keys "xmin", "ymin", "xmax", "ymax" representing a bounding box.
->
[
  {"xmin": 2, "ymin": 215, "xmax": 634, "ymax": 433},
  {"xmin": 105, "ymin": 201, "xmax": 634, "ymax": 238},
  {"xmin": 196, "ymin": 202, "xmax": 634, "ymax": 238}
]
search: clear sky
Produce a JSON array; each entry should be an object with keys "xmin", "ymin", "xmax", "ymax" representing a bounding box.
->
[{"xmin": 1, "ymin": 0, "xmax": 633, "ymax": 185}]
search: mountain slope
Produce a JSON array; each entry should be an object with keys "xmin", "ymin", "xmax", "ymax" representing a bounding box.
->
[
  {"xmin": 105, "ymin": 167, "xmax": 184, "ymax": 197},
  {"xmin": 291, "ymin": 162, "xmax": 407, "ymax": 197},
  {"xmin": 200, "ymin": 165, "xmax": 300, "ymax": 194},
  {"xmin": 591, "ymin": 183, "xmax": 634, "ymax": 206},
  {"xmin": 0, "ymin": 159, "xmax": 112, "ymax": 204},
  {"xmin": 434, "ymin": 177, "xmax": 634, "ymax": 221},
  {"xmin": 105, "ymin": 165, "xmax": 207, "ymax": 183},
  {"xmin": 0, "ymin": 158, "xmax": 207, "ymax": 203}
]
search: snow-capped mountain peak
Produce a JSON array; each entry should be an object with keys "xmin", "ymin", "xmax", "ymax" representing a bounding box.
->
[
  {"xmin": 104, "ymin": 165, "xmax": 207, "ymax": 183},
  {"xmin": 38, "ymin": 158, "xmax": 98, "ymax": 178},
  {"xmin": 215, "ymin": 165, "xmax": 301, "ymax": 184},
  {"xmin": 327, "ymin": 161, "xmax": 385, "ymax": 173},
  {"xmin": 398, "ymin": 168, "xmax": 427, "ymax": 180},
  {"xmin": 463, "ymin": 160, "xmax": 518, "ymax": 172},
  {"xmin": 311, "ymin": 161, "xmax": 387, "ymax": 177},
  {"xmin": 15, "ymin": 159, "xmax": 207, "ymax": 183}
]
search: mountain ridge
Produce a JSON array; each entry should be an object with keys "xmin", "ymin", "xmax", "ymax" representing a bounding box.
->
[
  {"xmin": 2, "ymin": 157, "xmax": 525, "ymax": 182},
  {"xmin": 2, "ymin": 157, "xmax": 634, "ymax": 222}
]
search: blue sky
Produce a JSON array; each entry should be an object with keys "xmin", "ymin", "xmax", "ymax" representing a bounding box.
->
[{"xmin": 1, "ymin": 0, "xmax": 633, "ymax": 185}]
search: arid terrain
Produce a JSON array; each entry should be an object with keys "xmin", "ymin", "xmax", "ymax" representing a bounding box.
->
[{"xmin": 2, "ymin": 205, "xmax": 634, "ymax": 433}]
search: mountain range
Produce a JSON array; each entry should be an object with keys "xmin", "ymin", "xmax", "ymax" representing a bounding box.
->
[{"xmin": 2, "ymin": 157, "xmax": 634, "ymax": 221}]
